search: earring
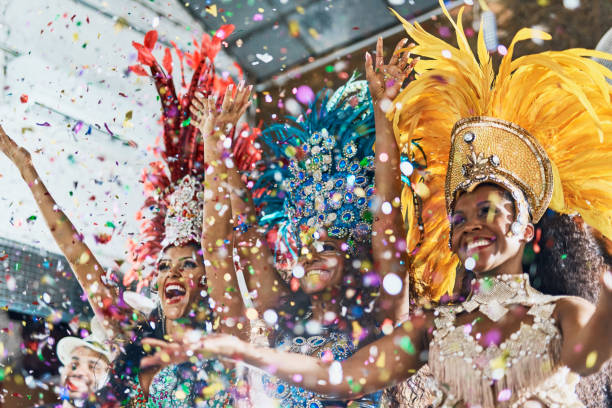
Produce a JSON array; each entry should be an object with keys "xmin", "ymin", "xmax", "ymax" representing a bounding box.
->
[
  {"xmin": 507, "ymin": 221, "xmax": 524, "ymax": 237},
  {"xmin": 157, "ymin": 303, "xmax": 166, "ymax": 337},
  {"xmin": 200, "ymin": 275, "xmax": 207, "ymax": 286}
]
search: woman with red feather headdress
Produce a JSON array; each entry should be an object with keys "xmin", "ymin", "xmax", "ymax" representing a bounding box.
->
[{"xmin": 0, "ymin": 25, "xmax": 259, "ymax": 407}]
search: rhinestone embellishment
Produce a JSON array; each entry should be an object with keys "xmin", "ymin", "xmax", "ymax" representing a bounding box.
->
[{"xmin": 463, "ymin": 132, "xmax": 475, "ymax": 143}]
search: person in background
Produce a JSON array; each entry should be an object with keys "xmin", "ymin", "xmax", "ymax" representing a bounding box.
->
[{"xmin": 38, "ymin": 318, "xmax": 113, "ymax": 408}]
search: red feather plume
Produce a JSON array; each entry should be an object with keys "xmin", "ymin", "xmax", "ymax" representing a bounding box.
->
[{"xmin": 125, "ymin": 27, "xmax": 260, "ymax": 289}]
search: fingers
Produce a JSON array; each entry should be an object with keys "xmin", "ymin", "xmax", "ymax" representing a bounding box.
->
[
  {"xmin": 406, "ymin": 56, "xmax": 419, "ymax": 74},
  {"xmin": 221, "ymin": 84, "xmax": 234, "ymax": 112},
  {"xmin": 235, "ymin": 83, "xmax": 252, "ymax": 114},
  {"xmin": 376, "ymin": 37, "xmax": 384, "ymax": 69},
  {"xmin": 140, "ymin": 355, "xmax": 161, "ymax": 369},
  {"xmin": 237, "ymin": 100, "xmax": 252, "ymax": 119},
  {"xmin": 142, "ymin": 338, "xmax": 173, "ymax": 348},
  {"xmin": 364, "ymin": 52, "xmax": 375, "ymax": 79},
  {"xmin": 192, "ymin": 95, "xmax": 205, "ymax": 112},
  {"xmin": 389, "ymin": 38, "xmax": 408, "ymax": 66},
  {"xmin": 189, "ymin": 104, "xmax": 201, "ymax": 120}
]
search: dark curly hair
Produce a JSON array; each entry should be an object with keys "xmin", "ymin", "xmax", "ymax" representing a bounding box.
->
[
  {"xmin": 525, "ymin": 211, "xmax": 606, "ymax": 302},
  {"xmin": 525, "ymin": 211, "xmax": 611, "ymax": 408}
]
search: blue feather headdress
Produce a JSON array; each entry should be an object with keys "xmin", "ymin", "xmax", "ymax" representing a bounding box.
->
[{"xmin": 255, "ymin": 76, "xmax": 376, "ymax": 253}]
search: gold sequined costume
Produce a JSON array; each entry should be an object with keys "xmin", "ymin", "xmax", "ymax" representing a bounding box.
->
[{"xmin": 386, "ymin": 0, "xmax": 612, "ymax": 406}]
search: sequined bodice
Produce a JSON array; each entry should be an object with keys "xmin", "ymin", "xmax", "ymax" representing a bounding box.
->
[
  {"xmin": 146, "ymin": 360, "xmax": 235, "ymax": 408},
  {"xmin": 263, "ymin": 327, "xmax": 380, "ymax": 408},
  {"xmin": 427, "ymin": 274, "xmax": 584, "ymax": 408}
]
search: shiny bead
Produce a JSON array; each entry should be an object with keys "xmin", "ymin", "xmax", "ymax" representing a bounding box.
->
[
  {"xmin": 511, "ymin": 221, "xmax": 523, "ymax": 235},
  {"xmin": 463, "ymin": 132, "xmax": 475, "ymax": 143}
]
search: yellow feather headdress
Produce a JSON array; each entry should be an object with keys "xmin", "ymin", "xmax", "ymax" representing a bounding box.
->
[{"xmin": 391, "ymin": 2, "xmax": 612, "ymax": 300}]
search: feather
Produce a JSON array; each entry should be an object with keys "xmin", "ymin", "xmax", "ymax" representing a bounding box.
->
[{"xmin": 389, "ymin": 0, "xmax": 612, "ymax": 300}]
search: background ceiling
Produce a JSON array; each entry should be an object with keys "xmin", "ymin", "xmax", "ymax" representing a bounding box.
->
[{"xmin": 181, "ymin": 0, "xmax": 441, "ymax": 82}]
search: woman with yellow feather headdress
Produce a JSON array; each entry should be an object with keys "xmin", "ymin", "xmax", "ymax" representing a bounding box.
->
[{"xmin": 133, "ymin": 2, "xmax": 612, "ymax": 407}]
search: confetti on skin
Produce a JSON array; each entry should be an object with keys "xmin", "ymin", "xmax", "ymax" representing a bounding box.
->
[
  {"xmin": 381, "ymin": 319, "xmax": 394, "ymax": 335},
  {"xmin": 399, "ymin": 336, "xmax": 415, "ymax": 354},
  {"xmin": 586, "ymin": 351, "xmax": 598, "ymax": 368},
  {"xmin": 438, "ymin": 26, "xmax": 451, "ymax": 38},
  {"xmin": 484, "ymin": 329, "xmax": 502, "ymax": 346},
  {"xmin": 382, "ymin": 273, "xmax": 402, "ymax": 295}
]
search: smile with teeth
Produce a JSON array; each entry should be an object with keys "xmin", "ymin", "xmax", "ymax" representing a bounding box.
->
[
  {"xmin": 465, "ymin": 238, "xmax": 494, "ymax": 254},
  {"xmin": 164, "ymin": 283, "xmax": 187, "ymax": 303},
  {"xmin": 304, "ymin": 269, "xmax": 331, "ymax": 281}
]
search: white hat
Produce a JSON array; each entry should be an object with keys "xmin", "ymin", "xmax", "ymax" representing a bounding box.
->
[{"xmin": 57, "ymin": 317, "xmax": 113, "ymax": 365}]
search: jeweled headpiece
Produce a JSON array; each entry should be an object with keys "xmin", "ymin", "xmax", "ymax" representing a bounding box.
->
[
  {"xmin": 125, "ymin": 26, "xmax": 260, "ymax": 287},
  {"xmin": 258, "ymin": 76, "xmax": 375, "ymax": 250},
  {"xmin": 390, "ymin": 1, "xmax": 612, "ymax": 299}
]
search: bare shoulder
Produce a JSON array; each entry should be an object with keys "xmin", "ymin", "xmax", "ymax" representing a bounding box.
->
[{"xmin": 553, "ymin": 295, "xmax": 595, "ymax": 324}]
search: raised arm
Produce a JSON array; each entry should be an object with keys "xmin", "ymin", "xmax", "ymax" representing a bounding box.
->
[
  {"xmin": 143, "ymin": 311, "xmax": 433, "ymax": 399},
  {"xmin": 225, "ymin": 143, "xmax": 290, "ymax": 315},
  {"xmin": 191, "ymin": 84, "xmax": 251, "ymax": 338},
  {"xmin": 365, "ymin": 38, "xmax": 417, "ymax": 322},
  {"xmin": 557, "ymin": 270, "xmax": 612, "ymax": 375},
  {"xmin": 199, "ymin": 82, "xmax": 289, "ymax": 315},
  {"xmin": 0, "ymin": 125, "xmax": 125, "ymax": 337}
]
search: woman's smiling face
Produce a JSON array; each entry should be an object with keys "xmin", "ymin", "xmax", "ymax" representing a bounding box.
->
[
  {"xmin": 297, "ymin": 229, "xmax": 346, "ymax": 294},
  {"xmin": 156, "ymin": 244, "xmax": 206, "ymax": 320},
  {"xmin": 450, "ymin": 184, "xmax": 533, "ymax": 276}
]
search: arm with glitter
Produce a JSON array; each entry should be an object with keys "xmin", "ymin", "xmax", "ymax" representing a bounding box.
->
[
  {"xmin": 199, "ymin": 84, "xmax": 289, "ymax": 317},
  {"xmin": 226, "ymin": 154, "xmax": 291, "ymax": 316},
  {"xmin": 143, "ymin": 309, "xmax": 432, "ymax": 398},
  {"xmin": 192, "ymin": 85, "xmax": 250, "ymax": 338},
  {"xmin": 557, "ymin": 271, "xmax": 612, "ymax": 375},
  {"xmin": 365, "ymin": 38, "xmax": 417, "ymax": 321},
  {"xmin": 0, "ymin": 125, "xmax": 126, "ymax": 338}
]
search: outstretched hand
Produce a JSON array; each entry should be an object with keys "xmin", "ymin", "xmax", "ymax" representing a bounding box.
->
[
  {"xmin": 190, "ymin": 81, "xmax": 253, "ymax": 137},
  {"xmin": 365, "ymin": 37, "xmax": 417, "ymax": 107},
  {"xmin": 0, "ymin": 124, "xmax": 31, "ymax": 166},
  {"xmin": 141, "ymin": 332, "xmax": 245, "ymax": 369}
]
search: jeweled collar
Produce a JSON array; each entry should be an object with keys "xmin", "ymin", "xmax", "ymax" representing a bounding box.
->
[{"xmin": 459, "ymin": 273, "xmax": 554, "ymax": 322}]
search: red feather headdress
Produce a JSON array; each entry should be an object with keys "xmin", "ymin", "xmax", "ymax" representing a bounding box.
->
[{"xmin": 125, "ymin": 26, "xmax": 261, "ymax": 289}]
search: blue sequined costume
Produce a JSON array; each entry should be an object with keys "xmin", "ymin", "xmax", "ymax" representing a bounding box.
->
[
  {"xmin": 252, "ymin": 75, "xmax": 382, "ymax": 408},
  {"xmin": 131, "ymin": 359, "xmax": 238, "ymax": 407},
  {"xmin": 262, "ymin": 327, "xmax": 381, "ymax": 408}
]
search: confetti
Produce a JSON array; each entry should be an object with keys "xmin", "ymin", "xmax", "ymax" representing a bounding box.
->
[
  {"xmin": 382, "ymin": 273, "xmax": 402, "ymax": 295},
  {"xmin": 585, "ymin": 351, "xmax": 597, "ymax": 368}
]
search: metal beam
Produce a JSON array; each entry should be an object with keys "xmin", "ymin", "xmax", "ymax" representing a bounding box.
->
[{"xmin": 255, "ymin": 0, "xmax": 465, "ymax": 90}]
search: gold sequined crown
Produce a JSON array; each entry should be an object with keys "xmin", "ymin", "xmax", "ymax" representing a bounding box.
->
[{"xmin": 447, "ymin": 116, "xmax": 553, "ymax": 223}]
